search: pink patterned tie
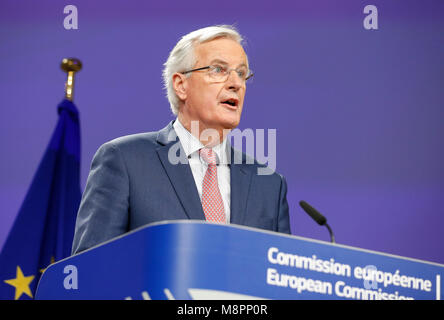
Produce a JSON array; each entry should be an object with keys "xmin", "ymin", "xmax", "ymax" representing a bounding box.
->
[{"xmin": 199, "ymin": 148, "xmax": 226, "ymax": 223}]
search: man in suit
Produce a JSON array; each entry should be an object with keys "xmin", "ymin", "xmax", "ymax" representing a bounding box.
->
[{"xmin": 72, "ymin": 25, "xmax": 291, "ymax": 254}]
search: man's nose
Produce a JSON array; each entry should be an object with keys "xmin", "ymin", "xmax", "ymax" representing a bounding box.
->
[{"xmin": 226, "ymin": 70, "xmax": 243, "ymax": 90}]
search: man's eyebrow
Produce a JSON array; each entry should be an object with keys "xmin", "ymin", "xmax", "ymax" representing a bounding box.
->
[
  {"xmin": 210, "ymin": 59, "xmax": 248, "ymax": 68},
  {"xmin": 210, "ymin": 59, "xmax": 229, "ymax": 65}
]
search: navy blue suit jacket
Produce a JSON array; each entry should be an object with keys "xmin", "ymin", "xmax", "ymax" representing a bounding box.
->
[{"xmin": 72, "ymin": 121, "xmax": 290, "ymax": 254}]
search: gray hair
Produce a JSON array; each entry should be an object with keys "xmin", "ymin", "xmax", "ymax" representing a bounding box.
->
[{"xmin": 162, "ymin": 25, "xmax": 246, "ymax": 115}]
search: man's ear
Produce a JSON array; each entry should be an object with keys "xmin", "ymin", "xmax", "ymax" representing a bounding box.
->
[{"xmin": 172, "ymin": 73, "xmax": 187, "ymax": 101}]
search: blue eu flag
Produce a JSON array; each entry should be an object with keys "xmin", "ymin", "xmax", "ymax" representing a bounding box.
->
[{"xmin": 0, "ymin": 99, "xmax": 81, "ymax": 300}]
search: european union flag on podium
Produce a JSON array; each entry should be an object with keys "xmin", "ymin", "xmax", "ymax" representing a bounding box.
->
[{"xmin": 0, "ymin": 99, "xmax": 81, "ymax": 300}]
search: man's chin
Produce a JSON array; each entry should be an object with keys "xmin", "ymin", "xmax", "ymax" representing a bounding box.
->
[
  {"xmin": 217, "ymin": 103, "xmax": 242, "ymax": 125},
  {"xmin": 221, "ymin": 117, "xmax": 241, "ymax": 131}
]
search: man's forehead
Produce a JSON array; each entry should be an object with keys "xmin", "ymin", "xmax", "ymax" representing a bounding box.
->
[{"xmin": 194, "ymin": 37, "xmax": 247, "ymax": 65}]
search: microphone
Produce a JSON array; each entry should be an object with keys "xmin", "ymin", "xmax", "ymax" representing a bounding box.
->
[{"xmin": 299, "ymin": 200, "xmax": 336, "ymax": 243}]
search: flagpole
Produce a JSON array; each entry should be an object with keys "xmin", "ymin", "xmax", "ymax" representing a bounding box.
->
[{"xmin": 61, "ymin": 58, "xmax": 82, "ymax": 101}]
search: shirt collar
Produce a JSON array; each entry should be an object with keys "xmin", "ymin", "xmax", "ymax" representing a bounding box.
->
[{"xmin": 173, "ymin": 118, "xmax": 230, "ymax": 164}]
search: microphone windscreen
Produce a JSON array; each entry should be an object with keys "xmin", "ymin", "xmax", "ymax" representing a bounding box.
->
[{"xmin": 299, "ymin": 200, "xmax": 327, "ymax": 226}]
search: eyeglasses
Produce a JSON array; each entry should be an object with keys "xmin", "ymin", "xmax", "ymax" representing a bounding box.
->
[{"xmin": 181, "ymin": 64, "xmax": 254, "ymax": 83}]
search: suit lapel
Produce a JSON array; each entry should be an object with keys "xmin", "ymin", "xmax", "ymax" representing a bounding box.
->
[
  {"xmin": 155, "ymin": 121, "xmax": 206, "ymax": 220},
  {"xmin": 229, "ymin": 148, "xmax": 252, "ymax": 225},
  {"xmin": 155, "ymin": 122, "xmax": 253, "ymax": 224}
]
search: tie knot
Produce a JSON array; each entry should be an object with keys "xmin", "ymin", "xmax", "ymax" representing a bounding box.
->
[{"xmin": 199, "ymin": 148, "xmax": 217, "ymax": 165}]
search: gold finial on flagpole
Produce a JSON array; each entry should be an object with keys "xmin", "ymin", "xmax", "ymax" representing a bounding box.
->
[{"xmin": 61, "ymin": 58, "xmax": 82, "ymax": 101}]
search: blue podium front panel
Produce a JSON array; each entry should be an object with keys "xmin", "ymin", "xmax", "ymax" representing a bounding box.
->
[{"xmin": 35, "ymin": 221, "xmax": 443, "ymax": 300}]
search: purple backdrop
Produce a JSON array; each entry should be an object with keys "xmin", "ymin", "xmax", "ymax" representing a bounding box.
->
[{"xmin": 1, "ymin": 0, "xmax": 443, "ymax": 264}]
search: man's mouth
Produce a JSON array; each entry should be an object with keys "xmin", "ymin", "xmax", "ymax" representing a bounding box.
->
[{"xmin": 220, "ymin": 98, "xmax": 239, "ymax": 108}]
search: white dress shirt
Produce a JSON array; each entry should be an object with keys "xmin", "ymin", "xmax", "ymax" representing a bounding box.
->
[{"xmin": 173, "ymin": 119, "xmax": 231, "ymax": 223}]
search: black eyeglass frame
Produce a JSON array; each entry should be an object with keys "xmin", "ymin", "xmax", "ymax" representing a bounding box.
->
[{"xmin": 181, "ymin": 65, "xmax": 254, "ymax": 81}]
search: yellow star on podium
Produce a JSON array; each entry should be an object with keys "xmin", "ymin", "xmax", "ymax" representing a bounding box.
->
[{"xmin": 4, "ymin": 266, "xmax": 35, "ymax": 300}]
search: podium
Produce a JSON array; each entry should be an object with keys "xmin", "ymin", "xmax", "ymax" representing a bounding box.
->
[{"xmin": 36, "ymin": 221, "xmax": 443, "ymax": 300}]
